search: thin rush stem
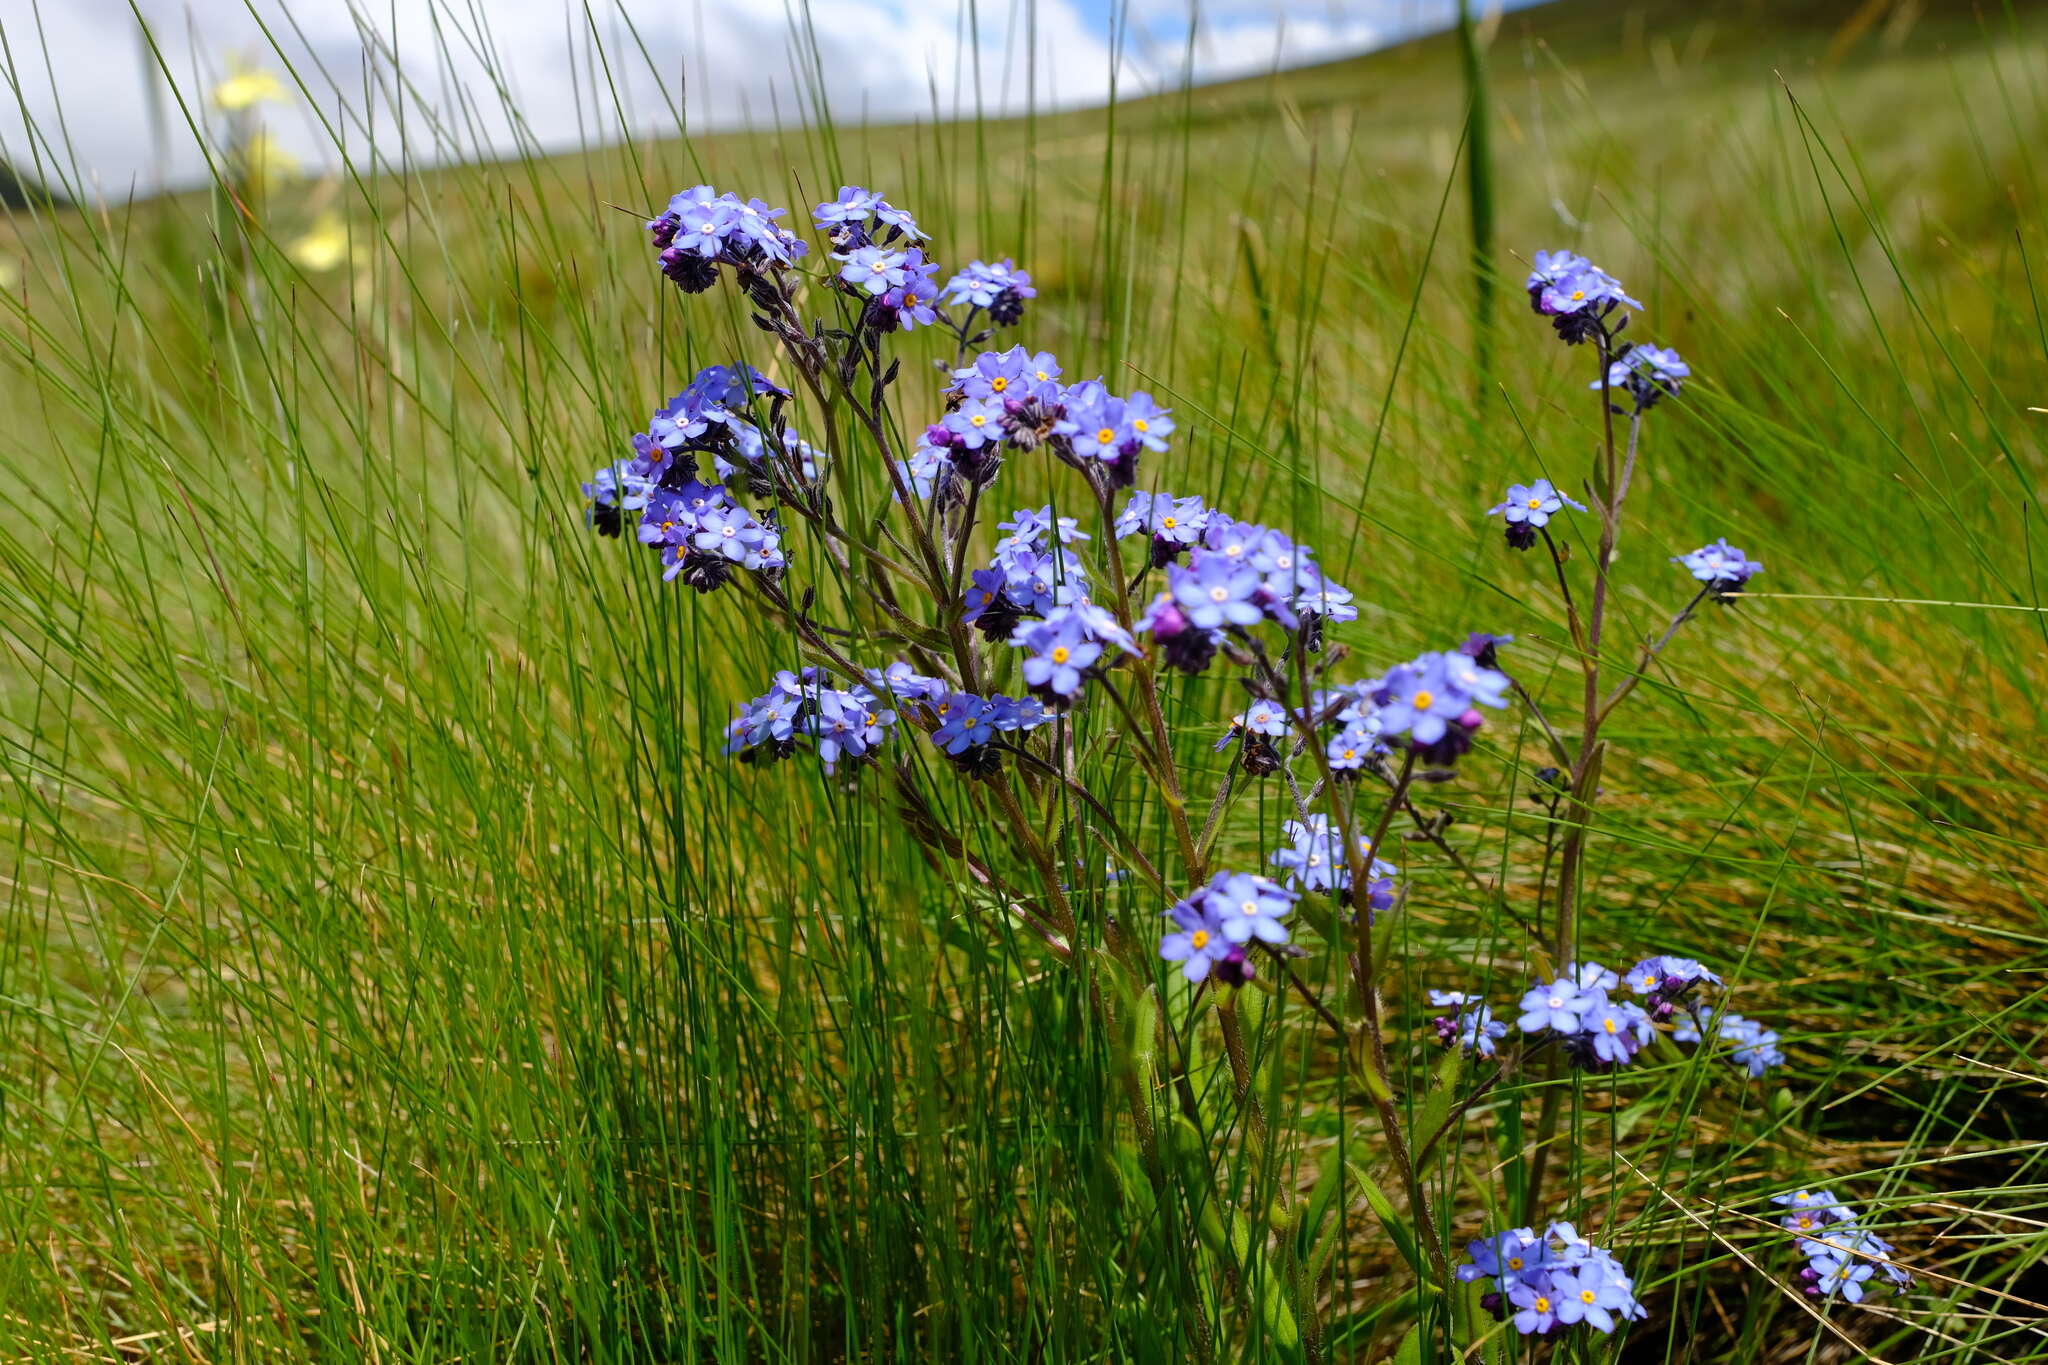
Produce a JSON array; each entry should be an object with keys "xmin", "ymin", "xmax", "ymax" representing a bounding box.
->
[
  {"xmin": 1094, "ymin": 483, "xmax": 1202, "ymax": 879},
  {"xmin": 1598, "ymin": 586, "xmax": 1711, "ymax": 724},
  {"xmin": 1254, "ymin": 642, "xmax": 1448, "ymax": 1283},
  {"xmin": 1551, "ymin": 328, "xmax": 1623, "ymax": 962}
]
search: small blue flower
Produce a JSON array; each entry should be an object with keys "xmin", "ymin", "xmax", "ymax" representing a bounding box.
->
[
  {"xmin": 1231, "ymin": 700, "xmax": 1290, "ymax": 740},
  {"xmin": 1058, "ymin": 383, "xmax": 1130, "ymax": 461},
  {"xmin": 1538, "ymin": 267, "xmax": 1643, "ymax": 316},
  {"xmin": 1518, "ymin": 979, "xmax": 1594, "ymax": 1035},
  {"xmin": 1376, "ymin": 654, "xmax": 1468, "ymax": 747},
  {"xmin": 1673, "ymin": 539, "xmax": 1763, "ymax": 595},
  {"xmin": 943, "ymin": 258, "xmax": 1036, "ymax": 309},
  {"xmin": 1115, "ymin": 490, "xmax": 1212, "ymax": 545},
  {"xmin": 1159, "ymin": 894, "xmax": 1235, "ymax": 983},
  {"xmin": 1170, "ymin": 556, "xmax": 1263, "ymax": 631},
  {"xmin": 1508, "ymin": 1281, "xmax": 1560, "ymax": 1335},
  {"xmin": 1017, "ymin": 616, "xmax": 1102, "ymax": 698},
  {"xmin": 1581, "ymin": 993, "xmax": 1654, "ymax": 1065},
  {"xmin": 672, "ymin": 192, "xmax": 738, "ymax": 258},
  {"xmin": 1326, "ymin": 724, "xmax": 1380, "ymax": 771},
  {"xmin": 1122, "ymin": 391, "xmax": 1174, "ymax": 452},
  {"xmin": 1488, "ymin": 478, "xmax": 1586, "ymax": 529},
  {"xmin": 1596, "ymin": 343, "xmax": 1690, "ymax": 393},
  {"xmin": 1441, "ymin": 1002, "xmax": 1507, "ymax": 1057},
  {"xmin": 1459, "ymin": 1227, "xmax": 1541, "ymax": 1287},
  {"xmin": 1203, "ymin": 871, "xmax": 1299, "ymax": 946},
  {"xmin": 943, "ymin": 396, "xmax": 1006, "ymax": 449},
  {"xmin": 1525, "ymin": 249, "xmax": 1591, "ymax": 292},
  {"xmin": 930, "ymin": 693, "xmax": 996, "ymax": 754},
  {"xmin": 1809, "ymin": 1255, "xmax": 1874, "ymax": 1303},
  {"xmin": 1625, "ymin": 955, "xmax": 1722, "ymax": 996},
  {"xmin": 837, "ymin": 245, "xmax": 909, "ymax": 296},
  {"xmin": 813, "ymin": 185, "xmax": 881, "ymax": 227}
]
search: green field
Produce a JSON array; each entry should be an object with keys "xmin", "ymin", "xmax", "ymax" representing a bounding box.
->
[{"xmin": 1, "ymin": 0, "xmax": 2044, "ymax": 1359}]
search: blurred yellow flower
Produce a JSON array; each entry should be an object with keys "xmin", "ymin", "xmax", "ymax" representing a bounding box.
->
[
  {"xmin": 213, "ymin": 62, "xmax": 287, "ymax": 112},
  {"xmin": 289, "ymin": 216, "xmax": 354, "ymax": 273},
  {"xmin": 243, "ymin": 131, "xmax": 300, "ymax": 196}
]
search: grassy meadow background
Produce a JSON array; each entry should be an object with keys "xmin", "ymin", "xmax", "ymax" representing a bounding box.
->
[{"xmin": 1, "ymin": 0, "xmax": 2046, "ymax": 1358}]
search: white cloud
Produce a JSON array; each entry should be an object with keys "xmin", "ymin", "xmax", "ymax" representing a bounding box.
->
[{"xmin": 0, "ymin": 0, "xmax": 1531, "ymax": 196}]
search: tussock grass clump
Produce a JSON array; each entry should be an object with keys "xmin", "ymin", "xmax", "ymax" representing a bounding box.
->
[{"xmin": 0, "ymin": 0, "xmax": 2043, "ymax": 1360}]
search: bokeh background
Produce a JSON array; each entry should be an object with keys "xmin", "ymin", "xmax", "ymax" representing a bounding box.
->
[{"xmin": 1, "ymin": 0, "xmax": 2043, "ymax": 1359}]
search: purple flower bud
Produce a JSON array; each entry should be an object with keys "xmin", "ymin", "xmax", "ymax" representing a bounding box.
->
[
  {"xmin": 1213, "ymin": 947, "xmax": 1255, "ymax": 986},
  {"xmin": 1147, "ymin": 598, "xmax": 1190, "ymax": 639}
]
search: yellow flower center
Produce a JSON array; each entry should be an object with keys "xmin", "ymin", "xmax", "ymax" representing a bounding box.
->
[
  {"xmin": 1603, "ymin": 1018, "xmax": 1618, "ymax": 1033},
  {"xmin": 1050, "ymin": 646, "xmax": 1070, "ymax": 664},
  {"xmin": 1797, "ymin": 1215, "xmax": 1813, "ymax": 1229},
  {"xmin": 1580, "ymin": 1290, "xmax": 1596, "ymax": 1304},
  {"xmin": 1570, "ymin": 289, "xmax": 1586, "ymax": 301},
  {"xmin": 1190, "ymin": 929, "xmax": 1210, "ymax": 949},
  {"xmin": 1133, "ymin": 418, "xmax": 1150, "ymax": 433},
  {"xmin": 1527, "ymin": 496, "xmax": 1544, "ymax": 509},
  {"xmin": 1507, "ymin": 1256, "xmax": 1524, "ymax": 1270},
  {"xmin": 970, "ymin": 414, "xmax": 987, "ymax": 427},
  {"xmin": 1412, "ymin": 690, "xmax": 1435, "ymax": 709},
  {"xmin": 1534, "ymin": 1296, "xmax": 1551, "ymax": 1313},
  {"xmin": 1035, "ymin": 369, "xmax": 1050, "ymax": 381},
  {"xmin": 1161, "ymin": 516, "xmax": 1177, "ymax": 529},
  {"xmin": 1096, "ymin": 427, "xmax": 1116, "ymax": 444},
  {"xmin": 991, "ymin": 376, "xmax": 1008, "ymax": 392},
  {"xmin": 1342, "ymin": 748, "xmax": 1357, "ymax": 759}
]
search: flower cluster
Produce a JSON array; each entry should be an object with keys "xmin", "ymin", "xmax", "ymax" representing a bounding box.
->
[
  {"xmin": 1429, "ymin": 991, "xmax": 1507, "ymax": 1057},
  {"xmin": 908, "ymin": 345, "xmax": 1173, "ymax": 491},
  {"xmin": 1674, "ymin": 538, "xmax": 1763, "ymax": 600},
  {"xmin": 581, "ymin": 459, "xmax": 655, "ymax": 537},
  {"xmin": 1158, "ymin": 872, "xmax": 1301, "ymax": 983},
  {"xmin": 1459, "ymin": 1222, "xmax": 1646, "ymax": 1335},
  {"xmin": 634, "ymin": 481, "xmax": 786, "ymax": 592},
  {"xmin": 1268, "ymin": 815, "xmax": 1397, "ymax": 911},
  {"xmin": 725, "ymin": 669, "xmax": 896, "ymax": 772},
  {"xmin": 1597, "ymin": 343, "xmax": 1689, "ymax": 410},
  {"xmin": 625, "ymin": 365, "xmax": 817, "ymax": 494},
  {"xmin": 942, "ymin": 258, "xmax": 1036, "ymax": 326},
  {"xmin": 1115, "ymin": 489, "xmax": 1214, "ymax": 567},
  {"xmin": 924, "ymin": 690, "xmax": 1052, "ymax": 776},
  {"xmin": 961, "ymin": 504, "xmax": 1093, "ymax": 639},
  {"xmin": 1516, "ymin": 962, "xmax": 1658, "ymax": 1069},
  {"xmin": 1525, "ymin": 248, "xmax": 1643, "ymax": 345},
  {"xmin": 1134, "ymin": 514, "xmax": 1354, "ymax": 673},
  {"xmin": 648, "ymin": 185, "xmax": 809, "ymax": 292},
  {"xmin": 1776, "ymin": 1189, "xmax": 1912, "ymax": 1301},
  {"xmin": 812, "ymin": 185, "xmax": 928, "ymax": 249},
  {"xmin": 1364, "ymin": 643, "xmax": 1511, "ymax": 766},
  {"xmin": 1012, "ymin": 601, "xmax": 1137, "ymax": 703},
  {"xmin": 1673, "ymin": 1005, "xmax": 1786, "ymax": 1078},
  {"xmin": 1434, "ymin": 955, "xmax": 1787, "ymax": 1078}
]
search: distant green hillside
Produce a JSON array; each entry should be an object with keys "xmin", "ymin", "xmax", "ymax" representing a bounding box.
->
[
  {"xmin": 0, "ymin": 158, "xmax": 61, "ymax": 210},
  {"xmin": 0, "ymin": 0, "xmax": 2041, "ymax": 1359}
]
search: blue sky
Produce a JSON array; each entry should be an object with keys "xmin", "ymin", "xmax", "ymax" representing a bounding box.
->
[{"xmin": 0, "ymin": 0, "xmax": 1555, "ymax": 193}]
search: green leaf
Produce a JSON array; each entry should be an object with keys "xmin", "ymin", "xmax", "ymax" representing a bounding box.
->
[{"xmin": 1353, "ymin": 1162, "xmax": 1423, "ymax": 1279}]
